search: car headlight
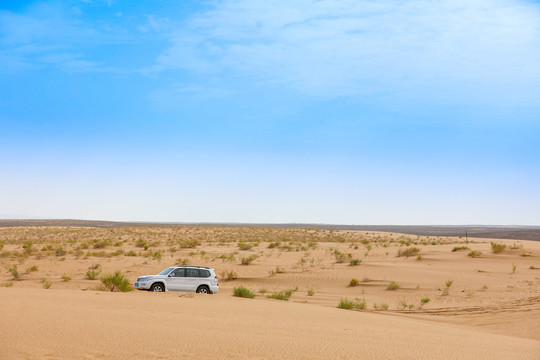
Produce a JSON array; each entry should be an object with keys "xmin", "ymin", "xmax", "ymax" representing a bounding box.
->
[{"xmin": 139, "ymin": 276, "xmax": 153, "ymax": 282}]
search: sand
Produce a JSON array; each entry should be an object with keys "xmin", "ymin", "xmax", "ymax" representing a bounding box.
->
[{"xmin": 0, "ymin": 226, "xmax": 539, "ymax": 359}]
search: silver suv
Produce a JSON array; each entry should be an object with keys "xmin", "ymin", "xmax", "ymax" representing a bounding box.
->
[{"xmin": 134, "ymin": 266, "xmax": 219, "ymax": 294}]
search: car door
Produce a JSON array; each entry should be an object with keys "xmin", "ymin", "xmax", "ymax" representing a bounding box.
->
[
  {"xmin": 184, "ymin": 268, "xmax": 199, "ymax": 292},
  {"xmin": 165, "ymin": 268, "xmax": 185, "ymax": 291}
]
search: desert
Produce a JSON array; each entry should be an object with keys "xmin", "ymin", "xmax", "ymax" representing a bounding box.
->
[{"xmin": 1, "ymin": 224, "xmax": 539, "ymax": 359}]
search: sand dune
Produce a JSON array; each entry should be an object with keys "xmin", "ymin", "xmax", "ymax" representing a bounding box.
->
[
  {"xmin": 0, "ymin": 226, "xmax": 539, "ymax": 358},
  {"xmin": 1, "ymin": 288, "xmax": 538, "ymax": 360}
]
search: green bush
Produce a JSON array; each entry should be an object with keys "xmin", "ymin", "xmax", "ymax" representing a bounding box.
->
[
  {"xmin": 468, "ymin": 250, "xmax": 482, "ymax": 258},
  {"xmin": 100, "ymin": 271, "xmax": 133, "ymax": 292},
  {"xmin": 333, "ymin": 250, "xmax": 347, "ymax": 263},
  {"xmin": 491, "ymin": 242, "xmax": 506, "ymax": 254},
  {"xmin": 238, "ymin": 242, "xmax": 253, "ymax": 250},
  {"xmin": 86, "ymin": 270, "xmax": 101, "ymax": 280},
  {"xmin": 419, "ymin": 297, "xmax": 431, "ymax": 308},
  {"xmin": 373, "ymin": 303, "xmax": 389, "ymax": 311},
  {"xmin": 349, "ymin": 258, "xmax": 362, "ymax": 266},
  {"xmin": 349, "ymin": 278, "xmax": 359, "ymax": 287},
  {"xmin": 338, "ymin": 297, "xmax": 367, "ymax": 310},
  {"xmin": 233, "ymin": 286, "xmax": 255, "ymax": 298},
  {"xmin": 241, "ymin": 254, "xmax": 258, "ymax": 265},
  {"xmin": 452, "ymin": 246, "xmax": 470, "ymax": 252},
  {"xmin": 8, "ymin": 264, "xmax": 19, "ymax": 279},
  {"xmin": 397, "ymin": 247, "xmax": 421, "ymax": 258},
  {"xmin": 267, "ymin": 287, "xmax": 298, "ymax": 301},
  {"xmin": 387, "ymin": 281, "xmax": 400, "ymax": 290},
  {"xmin": 61, "ymin": 274, "xmax": 72, "ymax": 282}
]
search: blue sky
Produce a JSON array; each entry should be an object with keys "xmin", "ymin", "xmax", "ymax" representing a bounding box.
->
[{"xmin": 1, "ymin": 0, "xmax": 539, "ymax": 224}]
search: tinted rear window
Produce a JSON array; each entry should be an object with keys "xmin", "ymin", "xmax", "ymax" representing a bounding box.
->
[{"xmin": 198, "ymin": 269, "xmax": 210, "ymax": 278}]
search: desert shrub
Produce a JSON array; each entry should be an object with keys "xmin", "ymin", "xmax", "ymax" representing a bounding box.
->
[
  {"xmin": 399, "ymin": 300, "xmax": 415, "ymax": 310},
  {"xmin": 338, "ymin": 297, "xmax": 367, "ymax": 310},
  {"xmin": 512, "ymin": 264, "xmax": 517, "ymax": 274},
  {"xmin": 445, "ymin": 279, "xmax": 454, "ymax": 288},
  {"xmin": 267, "ymin": 287, "xmax": 298, "ymax": 301},
  {"xmin": 26, "ymin": 265, "xmax": 38, "ymax": 272},
  {"xmin": 176, "ymin": 257, "xmax": 190, "ymax": 266},
  {"xmin": 86, "ymin": 270, "xmax": 101, "ymax": 280},
  {"xmin": 42, "ymin": 281, "xmax": 51, "ymax": 289},
  {"xmin": 221, "ymin": 270, "xmax": 237, "ymax": 281},
  {"xmin": 452, "ymin": 246, "xmax": 470, "ymax": 252},
  {"xmin": 349, "ymin": 278, "xmax": 359, "ymax": 287},
  {"xmin": 218, "ymin": 253, "xmax": 236, "ymax": 262},
  {"xmin": 397, "ymin": 247, "xmax": 421, "ymax": 258},
  {"xmin": 373, "ymin": 303, "xmax": 389, "ymax": 311},
  {"xmin": 112, "ymin": 249, "xmax": 124, "ymax": 257},
  {"xmin": 100, "ymin": 271, "xmax": 133, "ymax": 292},
  {"xmin": 178, "ymin": 239, "xmax": 200, "ymax": 248},
  {"xmin": 419, "ymin": 297, "xmax": 431, "ymax": 308},
  {"xmin": 387, "ymin": 281, "xmax": 400, "ymax": 290},
  {"xmin": 333, "ymin": 250, "xmax": 347, "ymax": 263},
  {"xmin": 135, "ymin": 239, "xmax": 148, "ymax": 248},
  {"xmin": 89, "ymin": 263, "xmax": 101, "ymax": 270},
  {"xmin": 491, "ymin": 242, "xmax": 506, "ymax": 254},
  {"xmin": 307, "ymin": 287, "xmax": 315, "ymax": 296},
  {"xmin": 241, "ymin": 255, "xmax": 258, "ymax": 265},
  {"xmin": 468, "ymin": 250, "xmax": 482, "ymax": 258},
  {"xmin": 22, "ymin": 240, "xmax": 34, "ymax": 255},
  {"xmin": 238, "ymin": 242, "xmax": 253, "ymax": 250},
  {"xmin": 93, "ymin": 239, "xmax": 111, "ymax": 249},
  {"xmin": 0, "ymin": 282, "xmax": 13, "ymax": 287},
  {"xmin": 269, "ymin": 266, "xmax": 286, "ymax": 275},
  {"xmin": 125, "ymin": 250, "xmax": 137, "ymax": 256},
  {"xmin": 55, "ymin": 247, "xmax": 66, "ymax": 256},
  {"xmin": 233, "ymin": 286, "xmax": 255, "ymax": 299},
  {"xmin": 349, "ymin": 258, "xmax": 362, "ymax": 266},
  {"xmin": 267, "ymin": 241, "xmax": 280, "ymax": 249},
  {"xmin": 8, "ymin": 264, "xmax": 19, "ymax": 279},
  {"xmin": 147, "ymin": 250, "xmax": 163, "ymax": 261},
  {"xmin": 61, "ymin": 274, "xmax": 72, "ymax": 282}
]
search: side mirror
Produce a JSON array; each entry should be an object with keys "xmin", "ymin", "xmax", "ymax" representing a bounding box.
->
[{"xmin": 168, "ymin": 273, "xmax": 174, "ymax": 277}]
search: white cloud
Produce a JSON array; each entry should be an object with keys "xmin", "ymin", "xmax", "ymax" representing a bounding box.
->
[{"xmin": 151, "ymin": 0, "xmax": 540, "ymax": 103}]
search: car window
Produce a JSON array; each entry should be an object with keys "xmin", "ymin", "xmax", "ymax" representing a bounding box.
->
[
  {"xmin": 185, "ymin": 268, "xmax": 198, "ymax": 278},
  {"xmin": 158, "ymin": 267, "xmax": 175, "ymax": 275},
  {"xmin": 198, "ymin": 269, "xmax": 210, "ymax": 278},
  {"xmin": 171, "ymin": 268, "xmax": 185, "ymax": 277}
]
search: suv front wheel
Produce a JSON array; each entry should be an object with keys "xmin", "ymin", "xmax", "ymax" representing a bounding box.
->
[{"xmin": 150, "ymin": 283, "xmax": 165, "ymax": 292}]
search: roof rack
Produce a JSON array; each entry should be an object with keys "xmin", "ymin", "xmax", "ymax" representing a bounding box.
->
[{"xmin": 175, "ymin": 265, "xmax": 210, "ymax": 269}]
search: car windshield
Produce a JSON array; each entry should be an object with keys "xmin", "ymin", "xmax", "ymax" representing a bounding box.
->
[{"xmin": 157, "ymin": 267, "xmax": 175, "ymax": 275}]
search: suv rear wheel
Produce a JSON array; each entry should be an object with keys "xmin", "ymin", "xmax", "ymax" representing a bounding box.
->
[{"xmin": 196, "ymin": 285, "xmax": 210, "ymax": 294}]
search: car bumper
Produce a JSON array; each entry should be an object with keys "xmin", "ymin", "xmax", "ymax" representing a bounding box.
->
[
  {"xmin": 210, "ymin": 285, "xmax": 219, "ymax": 294},
  {"xmin": 134, "ymin": 282, "xmax": 151, "ymax": 290}
]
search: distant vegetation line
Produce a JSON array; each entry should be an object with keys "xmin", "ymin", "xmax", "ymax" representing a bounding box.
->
[{"xmin": 1, "ymin": 219, "xmax": 539, "ymax": 241}]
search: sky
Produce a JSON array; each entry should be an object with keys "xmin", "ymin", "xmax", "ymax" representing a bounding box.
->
[{"xmin": 1, "ymin": 0, "xmax": 539, "ymax": 225}]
